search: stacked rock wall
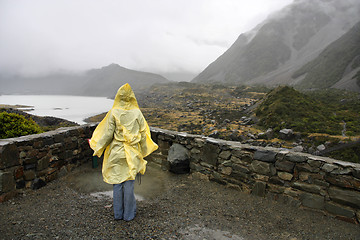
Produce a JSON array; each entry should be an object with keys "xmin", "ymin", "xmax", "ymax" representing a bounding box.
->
[
  {"xmin": 149, "ymin": 127, "xmax": 360, "ymax": 224},
  {"xmin": 0, "ymin": 124, "xmax": 96, "ymax": 201},
  {"xmin": 1, "ymin": 124, "xmax": 360, "ymax": 224}
]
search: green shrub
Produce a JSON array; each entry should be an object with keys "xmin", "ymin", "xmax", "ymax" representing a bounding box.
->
[
  {"xmin": 255, "ymin": 86, "xmax": 360, "ymax": 135},
  {"xmin": 326, "ymin": 144, "xmax": 360, "ymax": 164},
  {"xmin": 0, "ymin": 112, "xmax": 43, "ymax": 139}
]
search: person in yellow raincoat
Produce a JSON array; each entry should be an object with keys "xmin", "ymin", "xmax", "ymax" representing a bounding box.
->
[{"xmin": 89, "ymin": 83, "xmax": 158, "ymax": 221}]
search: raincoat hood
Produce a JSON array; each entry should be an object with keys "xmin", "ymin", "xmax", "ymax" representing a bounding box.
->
[
  {"xmin": 89, "ymin": 83, "xmax": 158, "ymax": 184},
  {"xmin": 113, "ymin": 83, "xmax": 139, "ymax": 110}
]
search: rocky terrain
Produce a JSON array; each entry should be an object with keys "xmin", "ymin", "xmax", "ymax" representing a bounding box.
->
[{"xmin": 86, "ymin": 83, "xmax": 360, "ymax": 163}]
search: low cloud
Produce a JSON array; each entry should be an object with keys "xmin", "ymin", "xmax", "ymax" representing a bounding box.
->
[{"xmin": 0, "ymin": 0, "xmax": 292, "ymax": 77}]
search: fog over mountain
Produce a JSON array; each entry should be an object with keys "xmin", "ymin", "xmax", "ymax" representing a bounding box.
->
[
  {"xmin": 82, "ymin": 64, "xmax": 169, "ymax": 97},
  {"xmin": 0, "ymin": 64, "xmax": 169, "ymax": 97},
  {"xmin": 294, "ymin": 20, "xmax": 360, "ymax": 92},
  {"xmin": 0, "ymin": 0, "xmax": 292, "ymax": 78},
  {"xmin": 192, "ymin": 0, "xmax": 360, "ymax": 91}
]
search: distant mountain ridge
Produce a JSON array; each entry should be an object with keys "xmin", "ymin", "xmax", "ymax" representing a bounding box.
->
[
  {"xmin": 192, "ymin": 0, "xmax": 360, "ymax": 91},
  {"xmin": 82, "ymin": 64, "xmax": 169, "ymax": 97},
  {"xmin": 0, "ymin": 63, "xmax": 169, "ymax": 97}
]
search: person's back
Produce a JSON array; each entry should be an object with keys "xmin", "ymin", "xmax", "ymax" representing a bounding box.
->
[{"xmin": 90, "ymin": 83, "xmax": 158, "ymax": 221}]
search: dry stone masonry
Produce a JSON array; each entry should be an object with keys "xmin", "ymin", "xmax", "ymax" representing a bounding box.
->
[
  {"xmin": 148, "ymin": 127, "xmax": 360, "ymax": 224},
  {"xmin": 0, "ymin": 124, "xmax": 96, "ymax": 201},
  {"xmin": 1, "ymin": 124, "xmax": 360, "ymax": 224}
]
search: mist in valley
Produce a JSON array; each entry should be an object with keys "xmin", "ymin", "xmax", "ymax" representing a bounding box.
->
[{"xmin": 0, "ymin": 0, "xmax": 359, "ymax": 163}]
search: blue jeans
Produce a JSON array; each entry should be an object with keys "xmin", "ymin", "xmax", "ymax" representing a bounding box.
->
[{"xmin": 113, "ymin": 180, "xmax": 136, "ymax": 221}]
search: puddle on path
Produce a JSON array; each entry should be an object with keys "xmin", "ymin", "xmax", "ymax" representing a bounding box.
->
[
  {"xmin": 65, "ymin": 162, "xmax": 171, "ymax": 201},
  {"xmin": 179, "ymin": 225, "xmax": 244, "ymax": 240}
]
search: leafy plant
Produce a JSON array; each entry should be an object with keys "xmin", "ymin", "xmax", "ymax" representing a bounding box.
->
[{"xmin": 0, "ymin": 111, "xmax": 43, "ymax": 139}]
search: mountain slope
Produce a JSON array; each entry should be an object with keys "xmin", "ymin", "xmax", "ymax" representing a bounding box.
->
[
  {"xmin": 293, "ymin": 21, "xmax": 360, "ymax": 91},
  {"xmin": 192, "ymin": 0, "xmax": 360, "ymax": 89}
]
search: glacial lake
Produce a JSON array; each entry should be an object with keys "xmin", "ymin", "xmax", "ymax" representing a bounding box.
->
[{"xmin": 0, "ymin": 95, "xmax": 114, "ymax": 124}]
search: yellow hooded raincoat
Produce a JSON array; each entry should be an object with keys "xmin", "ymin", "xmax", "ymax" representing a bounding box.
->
[{"xmin": 89, "ymin": 83, "xmax": 158, "ymax": 184}]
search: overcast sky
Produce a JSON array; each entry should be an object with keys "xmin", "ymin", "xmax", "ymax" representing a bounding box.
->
[{"xmin": 0, "ymin": 0, "xmax": 293, "ymax": 77}]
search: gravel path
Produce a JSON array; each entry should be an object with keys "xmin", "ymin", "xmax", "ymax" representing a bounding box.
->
[{"xmin": 0, "ymin": 163, "xmax": 359, "ymax": 240}]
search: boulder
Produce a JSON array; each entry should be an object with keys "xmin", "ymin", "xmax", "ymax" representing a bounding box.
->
[
  {"xmin": 208, "ymin": 131, "xmax": 219, "ymax": 138},
  {"xmin": 317, "ymin": 144, "xmax": 326, "ymax": 151},
  {"xmin": 31, "ymin": 178, "xmax": 46, "ymax": 190},
  {"xmin": 167, "ymin": 144, "xmax": 190, "ymax": 174},
  {"xmin": 265, "ymin": 128, "xmax": 274, "ymax": 139},
  {"xmin": 291, "ymin": 146, "xmax": 304, "ymax": 152},
  {"xmin": 279, "ymin": 129, "xmax": 294, "ymax": 140}
]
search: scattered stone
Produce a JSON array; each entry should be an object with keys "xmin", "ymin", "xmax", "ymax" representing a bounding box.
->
[
  {"xmin": 265, "ymin": 128, "xmax": 274, "ymax": 139},
  {"xmin": 279, "ymin": 129, "xmax": 293, "ymax": 140},
  {"xmin": 247, "ymin": 133, "xmax": 256, "ymax": 139},
  {"xmin": 223, "ymin": 119, "xmax": 231, "ymax": 124},
  {"xmin": 317, "ymin": 144, "xmax": 326, "ymax": 151},
  {"xmin": 190, "ymin": 172, "xmax": 209, "ymax": 181},
  {"xmin": 208, "ymin": 131, "xmax": 219, "ymax": 138},
  {"xmin": 58, "ymin": 166, "xmax": 68, "ymax": 178},
  {"xmin": 241, "ymin": 117, "xmax": 253, "ymax": 125},
  {"xmin": 167, "ymin": 143, "xmax": 190, "ymax": 174},
  {"xmin": 31, "ymin": 178, "xmax": 46, "ymax": 190}
]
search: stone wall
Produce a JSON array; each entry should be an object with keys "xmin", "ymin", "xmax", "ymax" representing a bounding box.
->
[
  {"xmin": 0, "ymin": 124, "xmax": 96, "ymax": 202},
  {"xmin": 148, "ymin": 127, "xmax": 360, "ymax": 224},
  {"xmin": 1, "ymin": 124, "xmax": 360, "ymax": 224}
]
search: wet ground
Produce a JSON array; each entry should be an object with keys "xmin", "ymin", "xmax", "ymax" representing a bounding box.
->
[
  {"xmin": 65, "ymin": 162, "xmax": 170, "ymax": 202},
  {"xmin": 0, "ymin": 162, "xmax": 359, "ymax": 239}
]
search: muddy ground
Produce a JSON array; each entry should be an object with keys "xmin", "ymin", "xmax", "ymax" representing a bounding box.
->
[{"xmin": 0, "ymin": 163, "xmax": 359, "ymax": 240}]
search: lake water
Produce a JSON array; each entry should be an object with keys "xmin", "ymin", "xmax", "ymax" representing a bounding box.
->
[{"xmin": 0, "ymin": 95, "xmax": 114, "ymax": 124}]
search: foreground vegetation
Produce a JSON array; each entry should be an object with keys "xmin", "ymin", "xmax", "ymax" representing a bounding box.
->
[
  {"xmin": 0, "ymin": 107, "xmax": 78, "ymax": 139},
  {"xmin": 256, "ymin": 86, "xmax": 360, "ymax": 136},
  {"xmin": 0, "ymin": 111, "xmax": 43, "ymax": 138}
]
